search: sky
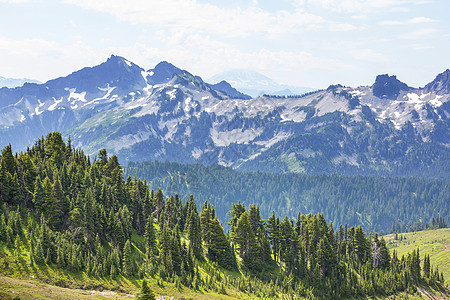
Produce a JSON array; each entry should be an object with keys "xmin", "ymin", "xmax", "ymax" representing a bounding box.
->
[{"xmin": 0, "ymin": 0, "xmax": 449, "ymax": 89}]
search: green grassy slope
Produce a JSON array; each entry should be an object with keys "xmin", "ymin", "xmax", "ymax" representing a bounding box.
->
[
  {"xmin": 1, "ymin": 229, "xmax": 448, "ymax": 299},
  {"xmin": 384, "ymin": 228, "xmax": 450, "ymax": 285},
  {"xmin": 0, "ymin": 237, "xmax": 252, "ymax": 300}
]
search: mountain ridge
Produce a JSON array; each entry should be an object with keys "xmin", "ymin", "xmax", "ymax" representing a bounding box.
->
[{"xmin": 0, "ymin": 55, "xmax": 448, "ymax": 178}]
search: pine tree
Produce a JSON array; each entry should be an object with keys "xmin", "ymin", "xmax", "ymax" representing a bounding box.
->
[
  {"xmin": 52, "ymin": 177, "xmax": 66, "ymax": 225},
  {"xmin": 144, "ymin": 215, "xmax": 157, "ymax": 258},
  {"xmin": 0, "ymin": 213, "xmax": 6, "ymax": 242},
  {"xmin": 14, "ymin": 234, "xmax": 21, "ymax": 260},
  {"xmin": 266, "ymin": 211, "xmax": 280, "ymax": 262},
  {"xmin": 1, "ymin": 144, "xmax": 16, "ymax": 175},
  {"xmin": 34, "ymin": 238, "xmax": 45, "ymax": 265},
  {"xmin": 200, "ymin": 205, "xmax": 213, "ymax": 245},
  {"xmin": 42, "ymin": 176, "xmax": 61, "ymax": 229},
  {"xmin": 186, "ymin": 208, "xmax": 202, "ymax": 259},
  {"xmin": 137, "ymin": 278, "xmax": 155, "ymax": 300},
  {"xmin": 235, "ymin": 212, "xmax": 259, "ymax": 271},
  {"xmin": 227, "ymin": 201, "xmax": 245, "ymax": 243},
  {"xmin": 123, "ymin": 239, "xmax": 133, "ymax": 276},
  {"xmin": 33, "ymin": 176, "xmax": 44, "ymax": 208},
  {"xmin": 423, "ymin": 254, "xmax": 430, "ymax": 278},
  {"xmin": 354, "ymin": 226, "xmax": 371, "ymax": 265}
]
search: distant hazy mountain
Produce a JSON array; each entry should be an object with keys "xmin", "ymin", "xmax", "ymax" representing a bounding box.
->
[
  {"xmin": 208, "ymin": 69, "xmax": 314, "ymax": 97},
  {"xmin": 0, "ymin": 76, "xmax": 41, "ymax": 88},
  {"xmin": 0, "ymin": 56, "xmax": 448, "ymax": 178}
]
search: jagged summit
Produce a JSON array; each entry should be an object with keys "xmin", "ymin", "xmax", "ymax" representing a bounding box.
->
[
  {"xmin": 372, "ymin": 74, "xmax": 411, "ymax": 99},
  {"xmin": 44, "ymin": 55, "xmax": 145, "ymax": 94},
  {"xmin": 147, "ymin": 61, "xmax": 183, "ymax": 85},
  {"xmin": 425, "ymin": 69, "xmax": 450, "ymax": 94}
]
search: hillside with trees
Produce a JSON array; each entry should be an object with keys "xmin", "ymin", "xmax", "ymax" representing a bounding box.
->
[{"xmin": 0, "ymin": 133, "xmax": 447, "ymax": 299}]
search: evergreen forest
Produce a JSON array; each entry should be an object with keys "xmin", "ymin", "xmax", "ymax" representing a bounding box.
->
[
  {"xmin": 124, "ymin": 161, "xmax": 449, "ymax": 234},
  {"xmin": 0, "ymin": 133, "xmax": 447, "ymax": 299}
]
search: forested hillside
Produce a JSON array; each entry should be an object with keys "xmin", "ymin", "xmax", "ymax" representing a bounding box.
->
[
  {"xmin": 0, "ymin": 133, "xmax": 447, "ymax": 299},
  {"xmin": 124, "ymin": 161, "xmax": 449, "ymax": 234}
]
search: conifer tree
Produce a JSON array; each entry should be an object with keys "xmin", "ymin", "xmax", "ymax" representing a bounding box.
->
[
  {"xmin": 186, "ymin": 207, "xmax": 202, "ymax": 259},
  {"xmin": 123, "ymin": 239, "xmax": 133, "ymax": 276},
  {"xmin": 33, "ymin": 176, "xmax": 44, "ymax": 208},
  {"xmin": 14, "ymin": 234, "xmax": 21, "ymax": 260},
  {"xmin": 0, "ymin": 213, "xmax": 6, "ymax": 242},
  {"xmin": 266, "ymin": 211, "xmax": 280, "ymax": 262},
  {"xmin": 423, "ymin": 254, "xmax": 430, "ymax": 278},
  {"xmin": 354, "ymin": 226, "xmax": 371, "ymax": 265},
  {"xmin": 235, "ymin": 212, "xmax": 259, "ymax": 270},
  {"xmin": 1, "ymin": 144, "xmax": 16, "ymax": 175},
  {"xmin": 144, "ymin": 215, "xmax": 157, "ymax": 258},
  {"xmin": 137, "ymin": 278, "xmax": 155, "ymax": 300},
  {"xmin": 227, "ymin": 201, "xmax": 246, "ymax": 242}
]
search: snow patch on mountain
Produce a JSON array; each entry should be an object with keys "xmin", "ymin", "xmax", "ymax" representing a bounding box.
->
[
  {"xmin": 68, "ymin": 88, "xmax": 87, "ymax": 104},
  {"xmin": 48, "ymin": 97, "xmax": 63, "ymax": 111},
  {"xmin": 211, "ymin": 127, "xmax": 263, "ymax": 147},
  {"xmin": 430, "ymin": 96, "xmax": 443, "ymax": 107},
  {"xmin": 254, "ymin": 131, "xmax": 292, "ymax": 148},
  {"xmin": 333, "ymin": 153, "xmax": 359, "ymax": 166},
  {"xmin": 166, "ymin": 89, "xmax": 177, "ymax": 100},
  {"xmin": 106, "ymin": 130, "xmax": 153, "ymax": 152}
]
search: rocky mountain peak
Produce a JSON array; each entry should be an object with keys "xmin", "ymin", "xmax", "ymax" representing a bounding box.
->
[
  {"xmin": 147, "ymin": 61, "xmax": 183, "ymax": 85},
  {"xmin": 372, "ymin": 74, "xmax": 410, "ymax": 99},
  {"xmin": 424, "ymin": 69, "xmax": 450, "ymax": 94},
  {"xmin": 44, "ymin": 55, "xmax": 145, "ymax": 94}
]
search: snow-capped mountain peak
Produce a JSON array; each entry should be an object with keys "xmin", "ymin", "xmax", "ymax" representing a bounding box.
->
[
  {"xmin": 208, "ymin": 69, "xmax": 314, "ymax": 97},
  {"xmin": 0, "ymin": 56, "xmax": 448, "ymax": 178}
]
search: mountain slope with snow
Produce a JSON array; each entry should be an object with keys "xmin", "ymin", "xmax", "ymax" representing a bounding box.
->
[{"xmin": 0, "ymin": 56, "xmax": 448, "ymax": 178}]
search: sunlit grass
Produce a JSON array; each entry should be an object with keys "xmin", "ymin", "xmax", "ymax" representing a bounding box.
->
[{"xmin": 384, "ymin": 228, "xmax": 450, "ymax": 285}]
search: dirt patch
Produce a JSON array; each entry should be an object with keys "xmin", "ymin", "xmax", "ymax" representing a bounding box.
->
[
  {"xmin": 417, "ymin": 287, "xmax": 450, "ymax": 300},
  {"xmin": 0, "ymin": 275, "xmax": 136, "ymax": 299}
]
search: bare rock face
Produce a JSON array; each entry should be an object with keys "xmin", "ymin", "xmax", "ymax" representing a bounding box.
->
[
  {"xmin": 425, "ymin": 69, "xmax": 450, "ymax": 94},
  {"xmin": 372, "ymin": 74, "xmax": 411, "ymax": 99}
]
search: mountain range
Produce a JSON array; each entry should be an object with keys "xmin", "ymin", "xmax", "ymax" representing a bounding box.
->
[
  {"xmin": 0, "ymin": 76, "xmax": 41, "ymax": 88},
  {"xmin": 0, "ymin": 55, "xmax": 448, "ymax": 178}
]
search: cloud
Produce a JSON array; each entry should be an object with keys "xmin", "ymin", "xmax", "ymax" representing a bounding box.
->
[
  {"xmin": 0, "ymin": 0, "xmax": 28, "ymax": 3},
  {"xmin": 409, "ymin": 17, "xmax": 437, "ymax": 24},
  {"xmin": 64, "ymin": 0, "xmax": 324, "ymax": 38},
  {"xmin": 0, "ymin": 37, "xmax": 103, "ymax": 80},
  {"xmin": 380, "ymin": 20, "xmax": 404, "ymax": 25},
  {"xmin": 296, "ymin": 0, "xmax": 428, "ymax": 13},
  {"xmin": 403, "ymin": 28, "xmax": 438, "ymax": 39},
  {"xmin": 413, "ymin": 45, "xmax": 434, "ymax": 50},
  {"xmin": 0, "ymin": 34, "xmax": 351, "ymax": 85},
  {"xmin": 381, "ymin": 16, "xmax": 438, "ymax": 25},
  {"xmin": 329, "ymin": 23, "xmax": 360, "ymax": 31},
  {"xmin": 139, "ymin": 33, "xmax": 352, "ymax": 78},
  {"xmin": 350, "ymin": 49, "xmax": 388, "ymax": 62}
]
